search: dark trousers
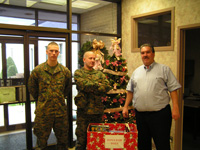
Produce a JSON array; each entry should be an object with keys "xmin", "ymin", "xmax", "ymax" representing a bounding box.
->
[
  {"xmin": 135, "ymin": 104, "xmax": 172, "ymax": 150},
  {"xmin": 75, "ymin": 109, "xmax": 103, "ymax": 150}
]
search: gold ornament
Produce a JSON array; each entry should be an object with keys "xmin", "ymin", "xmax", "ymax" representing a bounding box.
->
[
  {"xmin": 92, "ymin": 39, "xmax": 105, "ymax": 70},
  {"xmin": 113, "ymin": 83, "xmax": 117, "ymax": 90},
  {"xmin": 92, "ymin": 39, "xmax": 105, "ymax": 63}
]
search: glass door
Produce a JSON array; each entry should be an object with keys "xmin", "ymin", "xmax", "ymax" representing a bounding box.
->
[
  {"xmin": 27, "ymin": 33, "xmax": 71, "ymax": 149},
  {"xmin": 0, "ymin": 33, "xmax": 27, "ymax": 150},
  {"xmin": 0, "ymin": 31, "xmax": 73, "ymax": 150}
]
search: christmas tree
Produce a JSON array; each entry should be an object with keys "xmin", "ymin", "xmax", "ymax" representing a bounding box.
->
[
  {"xmin": 78, "ymin": 39, "xmax": 108, "ymax": 69},
  {"xmin": 102, "ymin": 37, "xmax": 136, "ymax": 124}
]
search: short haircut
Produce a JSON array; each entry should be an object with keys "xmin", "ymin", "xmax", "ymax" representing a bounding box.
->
[
  {"xmin": 83, "ymin": 51, "xmax": 95, "ymax": 59},
  {"xmin": 47, "ymin": 41, "xmax": 59, "ymax": 49},
  {"xmin": 140, "ymin": 43, "xmax": 155, "ymax": 53}
]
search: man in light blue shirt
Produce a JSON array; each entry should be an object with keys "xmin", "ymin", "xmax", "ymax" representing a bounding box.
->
[{"xmin": 123, "ymin": 43, "xmax": 181, "ymax": 150}]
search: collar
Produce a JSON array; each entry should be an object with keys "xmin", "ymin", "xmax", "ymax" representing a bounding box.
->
[
  {"xmin": 44, "ymin": 61, "xmax": 61, "ymax": 74},
  {"xmin": 144, "ymin": 61, "xmax": 156, "ymax": 70},
  {"xmin": 81, "ymin": 67, "xmax": 96, "ymax": 74}
]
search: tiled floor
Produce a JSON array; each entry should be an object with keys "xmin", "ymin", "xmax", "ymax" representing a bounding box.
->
[
  {"xmin": 0, "ymin": 129, "xmax": 200, "ymax": 150},
  {"xmin": 0, "ymin": 130, "xmax": 76, "ymax": 150}
]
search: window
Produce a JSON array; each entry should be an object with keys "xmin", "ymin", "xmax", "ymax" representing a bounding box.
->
[
  {"xmin": 38, "ymin": 39, "xmax": 66, "ymax": 66},
  {"xmin": 38, "ymin": 11, "xmax": 67, "ymax": 29},
  {"xmin": 6, "ymin": 43, "xmax": 24, "ymax": 78},
  {"xmin": 0, "ymin": 6, "xmax": 35, "ymax": 26},
  {"xmin": 0, "ymin": 105, "xmax": 4, "ymax": 126},
  {"xmin": 0, "ymin": 43, "xmax": 2, "ymax": 79},
  {"xmin": 131, "ymin": 7, "xmax": 174, "ymax": 52}
]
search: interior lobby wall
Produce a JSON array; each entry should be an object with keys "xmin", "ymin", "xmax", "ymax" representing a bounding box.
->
[
  {"xmin": 80, "ymin": 3, "xmax": 117, "ymax": 56},
  {"xmin": 121, "ymin": 0, "xmax": 200, "ymax": 149}
]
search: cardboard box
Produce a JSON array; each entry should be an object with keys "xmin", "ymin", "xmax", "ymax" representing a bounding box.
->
[
  {"xmin": 87, "ymin": 123, "xmax": 138, "ymax": 150},
  {"xmin": 0, "ymin": 87, "xmax": 16, "ymax": 103}
]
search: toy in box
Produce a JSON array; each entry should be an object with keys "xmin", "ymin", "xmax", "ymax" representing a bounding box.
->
[{"xmin": 87, "ymin": 123, "xmax": 138, "ymax": 150}]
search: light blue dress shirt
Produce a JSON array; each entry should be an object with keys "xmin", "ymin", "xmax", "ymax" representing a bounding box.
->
[{"xmin": 126, "ymin": 62, "xmax": 181, "ymax": 111}]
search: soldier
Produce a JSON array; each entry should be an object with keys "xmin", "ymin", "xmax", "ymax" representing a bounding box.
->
[
  {"xmin": 74, "ymin": 51, "xmax": 111, "ymax": 150},
  {"xmin": 28, "ymin": 41, "xmax": 71, "ymax": 150}
]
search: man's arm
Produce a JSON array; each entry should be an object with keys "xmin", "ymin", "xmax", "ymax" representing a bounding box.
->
[
  {"xmin": 64, "ymin": 69, "xmax": 72, "ymax": 97},
  {"xmin": 28, "ymin": 71, "xmax": 39, "ymax": 100},
  {"xmin": 95, "ymin": 73, "xmax": 111, "ymax": 94},
  {"xmin": 170, "ymin": 90, "xmax": 180, "ymax": 120},
  {"xmin": 122, "ymin": 91, "xmax": 133, "ymax": 118},
  {"xmin": 74, "ymin": 69, "xmax": 98, "ymax": 93}
]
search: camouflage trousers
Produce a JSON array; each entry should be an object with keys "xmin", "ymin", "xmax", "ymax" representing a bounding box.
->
[
  {"xmin": 75, "ymin": 109, "xmax": 103, "ymax": 150},
  {"xmin": 34, "ymin": 114, "xmax": 69, "ymax": 150}
]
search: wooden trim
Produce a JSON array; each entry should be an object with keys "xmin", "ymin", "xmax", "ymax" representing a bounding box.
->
[
  {"xmin": 24, "ymin": 32, "xmax": 33, "ymax": 150},
  {"xmin": 131, "ymin": 7, "xmax": 174, "ymax": 52},
  {"xmin": 178, "ymin": 23, "xmax": 200, "ymax": 30},
  {"xmin": 131, "ymin": 7, "xmax": 174, "ymax": 20},
  {"xmin": 176, "ymin": 23, "xmax": 200, "ymax": 150},
  {"xmin": 0, "ymin": 23, "xmax": 120, "ymax": 38},
  {"xmin": 0, "ymin": 23, "xmax": 70, "ymax": 33},
  {"xmin": 176, "ymin": 27, "xmax": 185, "ymax": 150}
]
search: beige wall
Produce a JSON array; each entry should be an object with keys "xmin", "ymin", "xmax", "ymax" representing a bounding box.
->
[
  {"xmin": 122, "ymin": 0, "xmax": 200, "ymax": 149},
  {"xmin": 80, "ymin": 3, "xmax": 117, "ymax": 56}
]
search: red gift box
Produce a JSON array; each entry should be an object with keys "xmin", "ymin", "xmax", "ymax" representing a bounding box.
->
[{"xmin": 87, "ymin": 123, "xmax": 138, "ymax": 150}]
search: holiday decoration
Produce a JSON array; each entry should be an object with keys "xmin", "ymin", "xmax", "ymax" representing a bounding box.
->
[
  {"xmin": 110, "ymin": 37, "xmax": 122, "ymax": 60},
  {"xmin": 78, "ymin": 40, "xmax": 108, "ymax": 70},
  {"xmin": 102, "ymin": 37, "xmax": 136, "ymax": 124},
  {"xmin": 87, "ymin": 123, "xmax": 138, "ymax": 150},
  {"xmin": 92, "ymin": 39, "xmax": 105, "ymax": 70}
]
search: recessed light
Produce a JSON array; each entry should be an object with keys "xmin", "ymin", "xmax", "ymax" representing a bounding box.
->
[
  {"xmin": 26, "ymin": 0, "xmax": 37, "ymax": 7},
  {"xmin": 41, "ymin": 0, "xmax": 66, "ymax": 5},
  {"xmin": 72, "ymin": 0, "xmax": 99, "ymax": 9}
]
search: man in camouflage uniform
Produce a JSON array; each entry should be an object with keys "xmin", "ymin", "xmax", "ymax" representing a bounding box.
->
[
  {"xmin": 28, "ymin": 42, "xmax": 71, "ymax": 150},
  {"xmin": 74, "ymin": 51, "xmax": 111, "ymax": 150}
]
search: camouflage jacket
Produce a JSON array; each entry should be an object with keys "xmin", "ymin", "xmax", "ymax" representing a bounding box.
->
[
  {"xmin": 74, "ymin": 67, "xmax": 111, "ymax": 114},
  {"xmin": 28, "ymin": 61, "xmax": 71, "ymax": 117}
]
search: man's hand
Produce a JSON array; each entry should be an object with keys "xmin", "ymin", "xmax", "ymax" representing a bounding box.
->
[
  {"xmin": 123, "ymin": 91, "xmax": 133, "ymax": 118},
  {"xmin": 122, "ymin": 107, "xmax": 129, "ymax": 118},
  {"xmin": 170, "ymin": 90, "xmax": 180, "ymax": 120},
  {"xmin": 172, "ymin": 104, "xmax": 180, "ymax": 120}
]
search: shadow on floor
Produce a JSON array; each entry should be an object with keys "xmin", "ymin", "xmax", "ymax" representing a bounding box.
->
[
  {"xmin": 0, "ymin": 129, "xmax": 199, "ymax": 150},
  {"xmin": 182, "ymin": 131, "xmax": 200, "ymax": 150},
  {"xmin": 0, "ymin": 130, "xmax": 58, "ymax": 150}
]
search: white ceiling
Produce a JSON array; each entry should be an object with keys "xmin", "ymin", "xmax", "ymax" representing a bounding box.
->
[{"xmin": 0, "ymin": 0, "xmax": 111, "ymax": 14}]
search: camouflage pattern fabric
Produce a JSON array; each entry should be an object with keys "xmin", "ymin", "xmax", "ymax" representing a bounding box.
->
[
  {"xmin": 34, "ymin": 114, "xmax": 69, "ymax": 150},
  {"xmin": 28, "ymin": 61, "xmax": 71, "ymax": 117},
  {"xmin": 74, "ymin": 67, "xmax": 111, "ymax": 114},
  {"xmin": 28, "ymin": 61, "xmax": 71, "ymax": 150},
  {"xmin": 75, "ymin": 109, "xmax": 102, "ymax": 150},
  {"xmin": 74, "ymin": 67, "xmax": 111, "ymax": 150}
]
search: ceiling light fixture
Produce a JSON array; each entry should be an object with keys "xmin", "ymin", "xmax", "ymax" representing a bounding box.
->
[
  {"xmin": 72, "ymin": 0, "xmax": 99, "ymax": 9},
  {"xmin": 26, "ymin": 0, "xmax": 38, "ymax": 7},
  {"xmin": 26, "ymin": 0, "xmax": 99, "ymax": 9},
  {"xmin": 41, "ymin": 0, "xmax": 67, "ymax": 5}
]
